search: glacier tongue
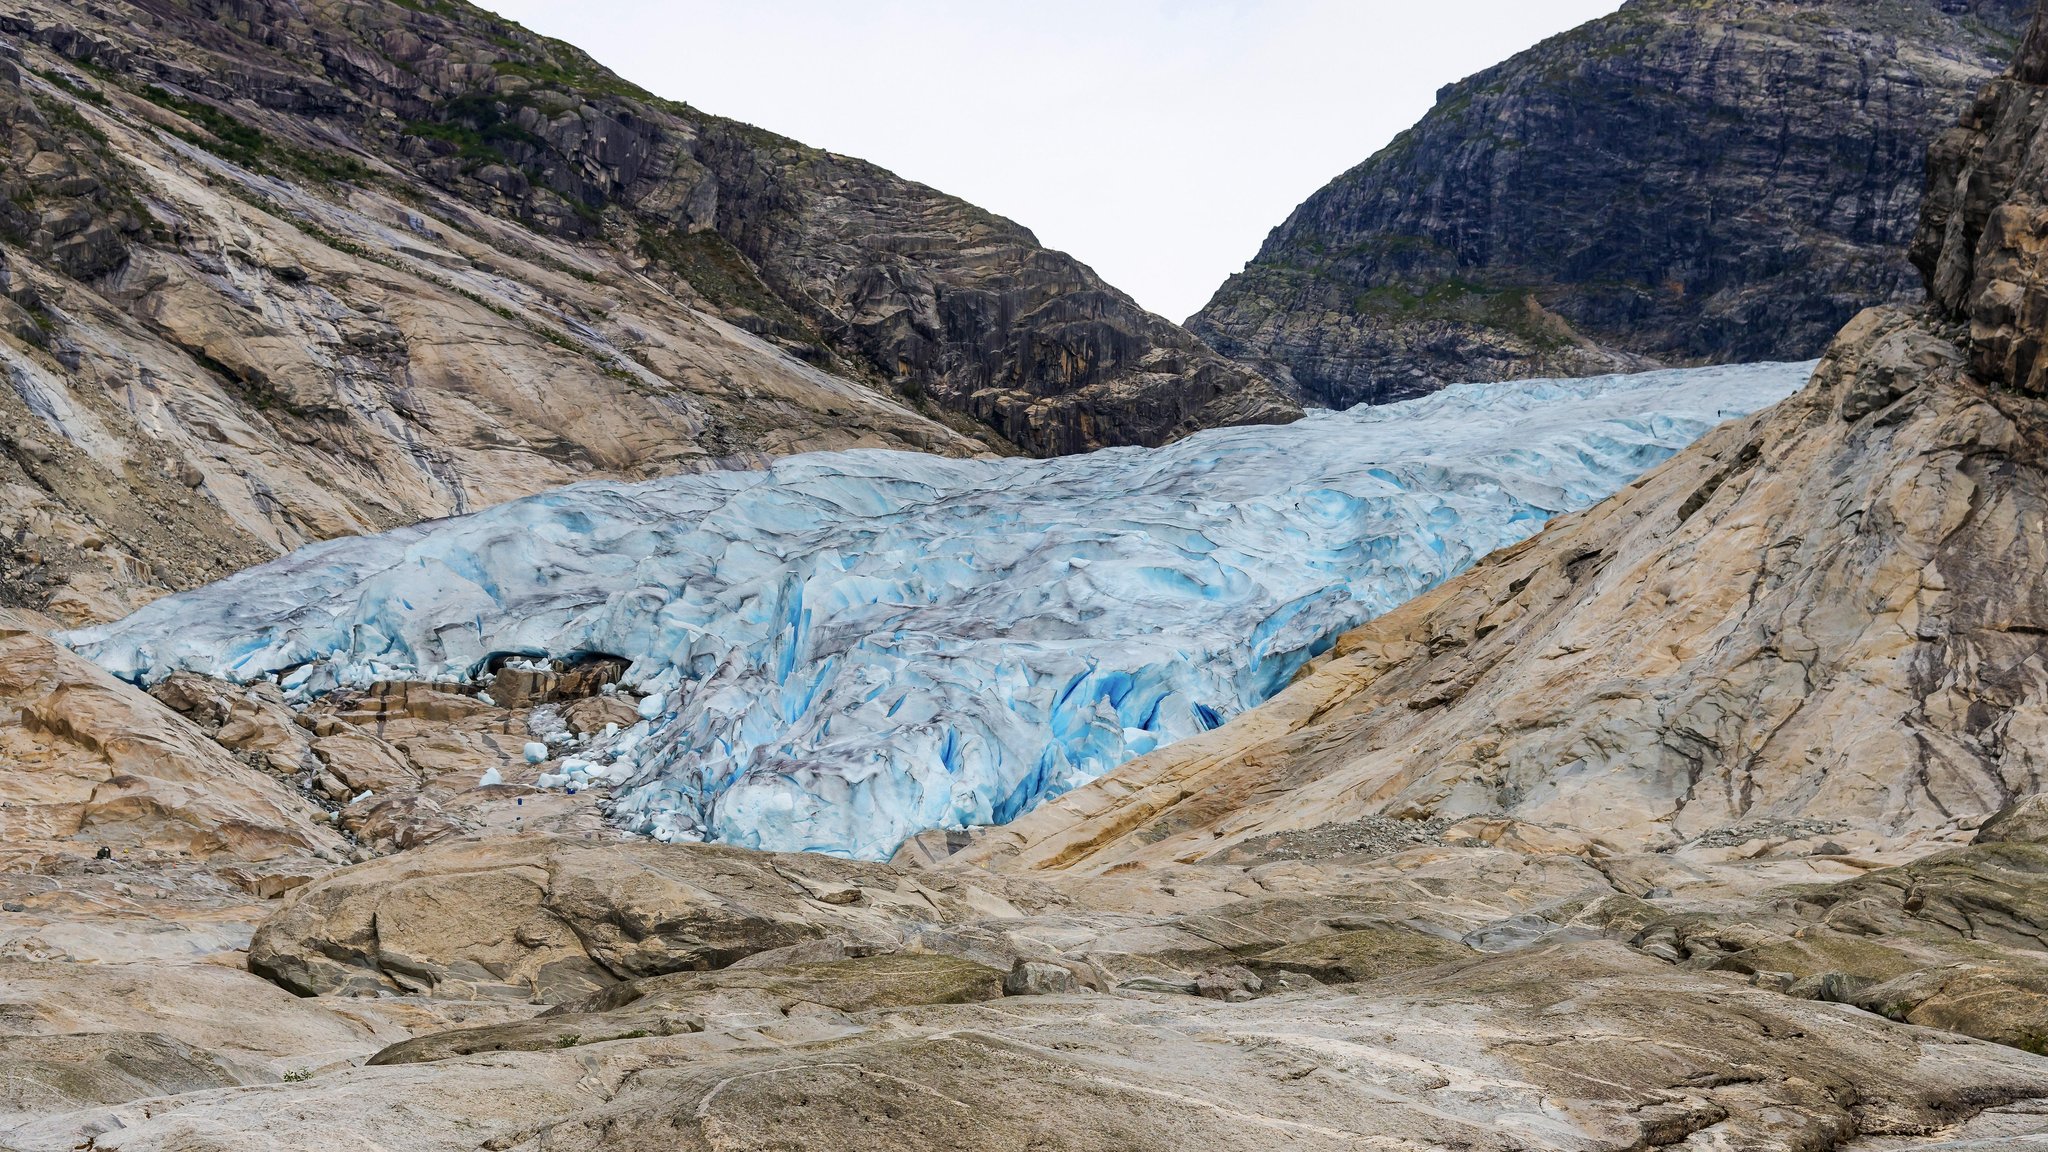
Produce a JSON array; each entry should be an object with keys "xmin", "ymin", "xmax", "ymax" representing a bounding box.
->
[{"xmin": 66, "ymin": 363, "xmax": 1810, "ymax": 858}]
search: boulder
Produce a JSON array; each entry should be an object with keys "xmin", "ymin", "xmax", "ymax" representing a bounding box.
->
[
  {"xmin": 1976, "ymin": 795, "xmax": 2048, "ymax": 846},
  {"xmin": 309, "ymin": 730, "xmax": 419, "ymax": 795},
  {"xmin": 246, "ymin": 835, "xmax": 1032, "ymax": 1001}
]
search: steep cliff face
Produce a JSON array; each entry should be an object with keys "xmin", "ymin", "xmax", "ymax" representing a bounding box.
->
[
  {"xmin": 968, "ymin": 4, "xmax": 2048, "ymax": 874},
  {"xmin": 0, "ymin": 0, "xmax": 1294, "ymax": 623},
  {"xmin": 1917, "ymin": 8, "xmax": 2048, "ymax": 392},
  {"xmin": 1190, "ymin": 0, "xmax": 2032, "ymax": 409}
]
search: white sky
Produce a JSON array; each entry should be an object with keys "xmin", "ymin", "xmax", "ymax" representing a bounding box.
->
[{"xmin": 485, "ymin": 1, "xmax": 1625, "ymax": 323}]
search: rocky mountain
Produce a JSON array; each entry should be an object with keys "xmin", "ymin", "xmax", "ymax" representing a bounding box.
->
[
  {"xmin": 970, "ymin": 3, "xmax": 2048, "ymax": 873},
  {"xmin": 1190, "ymin": 0, "xmax": 2034, "ymax": 409},
  {"xmin": 13, "ymin": 5, "xmax": 2048, "ymax": 1149},
  {"xmin": 0, "ymin": 0, "xmax": 1295, "ymax": 625}
]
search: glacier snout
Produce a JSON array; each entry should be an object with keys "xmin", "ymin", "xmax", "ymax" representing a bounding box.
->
[{"xmin": 66, "ymin": 364, "xmax": 1810, "ymax": 858}]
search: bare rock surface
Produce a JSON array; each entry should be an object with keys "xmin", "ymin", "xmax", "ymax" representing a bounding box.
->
[
  {"xmin": 365, "ymin": 952, "xmax": 1006, "ymax": 1064},
  {"xmin": 0, "ymin": 610, "xmax": 340, "ymax": 863},
  {"xmin": 13, "ymin": 933, "xmax": 2048, "ymax": 1152},
  {"xmin": 244, "ymin": 833, "xmax": 1054, "ymax": 1001}
]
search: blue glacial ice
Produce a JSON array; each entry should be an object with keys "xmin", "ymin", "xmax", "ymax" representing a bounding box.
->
[{"xmin": 66, "ymin": 363, "xmax": 1810, "ymax": 858}]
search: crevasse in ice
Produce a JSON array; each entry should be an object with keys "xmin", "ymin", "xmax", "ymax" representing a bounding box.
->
[{"xmin": 65, "ymin": 363, "xmax": 1810, "ymax": 858}]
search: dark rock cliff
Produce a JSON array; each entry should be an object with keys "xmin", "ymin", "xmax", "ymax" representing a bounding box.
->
[
  {"xmin": 1190, "ymin": 0, "xmax": 2034, "ymax": 409},
  {"xmin": 1916, "ymin": 2, "xmax": 2048, "ymax": 393}
]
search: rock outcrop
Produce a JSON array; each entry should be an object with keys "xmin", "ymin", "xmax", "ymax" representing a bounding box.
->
[
  {"xmin": 27, "ymin": 833, "xmax": 2048, "ymax": 1150},
  {"xmin": 244, "ymin": 834, "xmax": 1050, "ymax": 1001},
  {"xmin": 0, "ymin": 610, "xmax": 341, "ymax": 862},
  {"xmin": 0, "ymin": 0, "xmax": 1294, "ymax": 623},
  {"xmin": 1191, "ymin": 0, "xmax": 2033, "ymax": 408}
]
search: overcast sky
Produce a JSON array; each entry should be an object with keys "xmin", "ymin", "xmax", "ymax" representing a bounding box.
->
[{"xmin": 486, "ymin": 1, "xmax": 1625, "ymax": 323}]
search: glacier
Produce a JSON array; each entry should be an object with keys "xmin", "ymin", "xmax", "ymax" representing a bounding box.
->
[{"xmin": 66, "ymin": 363, "xmax": 1810, "ymax": 859}]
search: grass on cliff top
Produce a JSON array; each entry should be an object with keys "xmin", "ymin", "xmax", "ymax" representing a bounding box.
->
[
  {"xmin": 636, "ymin": 230, "xmax": 780, "ymax": 311},
  {"xmin": 1352, "ymin": 277, "xmax": 1574, "ymax": 351},
  {"xmin": 138, "ymin": 86, "xmax": 367, "ymax": 185}
]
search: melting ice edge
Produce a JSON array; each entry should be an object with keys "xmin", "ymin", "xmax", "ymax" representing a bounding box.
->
[{"xmin": 67, "ymin": 363, "xmax": 1810, "ymax": 858}]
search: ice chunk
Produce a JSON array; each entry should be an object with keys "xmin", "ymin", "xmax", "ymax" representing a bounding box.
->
[
  {"xmin": 64, "ymin": 363, "xmax": 1810, "ymax": 859},
  {"xmin": 479, "ymin": 766, "xmax": 502, "ymax": 787},
  {"xmin": 527, "ymin": 706, "xmax": 568, "ymax": 741},
  {"xmin": 523, "ymin": 741, "xmax": 548, "ymax": 764}
]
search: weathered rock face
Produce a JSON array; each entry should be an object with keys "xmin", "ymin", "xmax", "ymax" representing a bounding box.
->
[
  {"xmin": 244, "ymin": 834, "xmax": 1053, "ymax": 1002},
  {"xmin": 689, "ymin": 124, "xmax": 1297, "ymax": 455},
  {"xmin": 1190, "ymin": 0, "xmax": 2033, "ymax": 409},
  {"xmin": 961, "ymin": 305, "xmax": 2048, "ymax": 871},
  {"xmin": 0, "ymin": 610, "xmax": 342, "ymax": 862},
  {"xmin": 1917, "ymin": 8, "xmax": 2048, "ymax": 396},
  {"xmin": 0, "ymin": 0, "xmax": 1293, "ymax": 624}
]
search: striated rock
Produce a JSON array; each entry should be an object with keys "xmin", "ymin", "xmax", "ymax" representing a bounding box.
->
[
  {"xmin": 24, "ymin": 939, "xmax": 2048, "ymax": 1151},
  {"xmin": 0, "ymin": 960, "xmax": 397, "ymax": 1075},
  {"xmin": 1191, "ymin": 0, "xmax": 2032, "ymax": 408},
  {"xmin": 1887, "ymin": 965, "xmax": 2048, "ymax": 1053},
  {"xmin": 0, "ymin": 1032, "xmax": 246, "ymax": 1121},
  {"xmin": 1002, "ymin": 958, "xmax": 1080, "ymax": 997},
  {"xmin": 367, "ymin": 953, "xmax": 1004, "ymax": 1065},
  {"xmin": 1980, "ymin": 795, "xmax": 2048, "ymax": 844},
  {"xmin": 245, "ymin": 835, "xmax": 1044, "ymax": 1001},
  {"xmin": 1246, "ymin": 923, "xmax": 1474, "ymax": 985},
  {"xmin": 1574, "ymin": 841, "xmax": 2048, "ymax": 1053},
  {"xmin": 0, "ymin": 612, "xmax": 341, "ymax": 861}
]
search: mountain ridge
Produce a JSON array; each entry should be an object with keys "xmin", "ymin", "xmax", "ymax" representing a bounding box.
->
[
  {"xmin": 1190, "ymin": 0, "xmax": 2033, "ymax": 408},
  {"xmin": 0, "ymin": 0, "xmax": 1296, "ymax": 625}
]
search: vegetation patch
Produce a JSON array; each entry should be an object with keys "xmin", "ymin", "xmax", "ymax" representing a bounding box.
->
[
  {"xmin": 1350, "ymin": 276, "xmax": 1573, "ymax": 349},
  {"xmin": 35, "ymin": 69, "xmax": 108, "ymax": 107},
  {"xmin": 139, "ymin": 85, "xmax": 366, "ymax": 183},
  {"xmin": 637, "ymin": 227, "xmax": 809, "ymax": 333}
]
